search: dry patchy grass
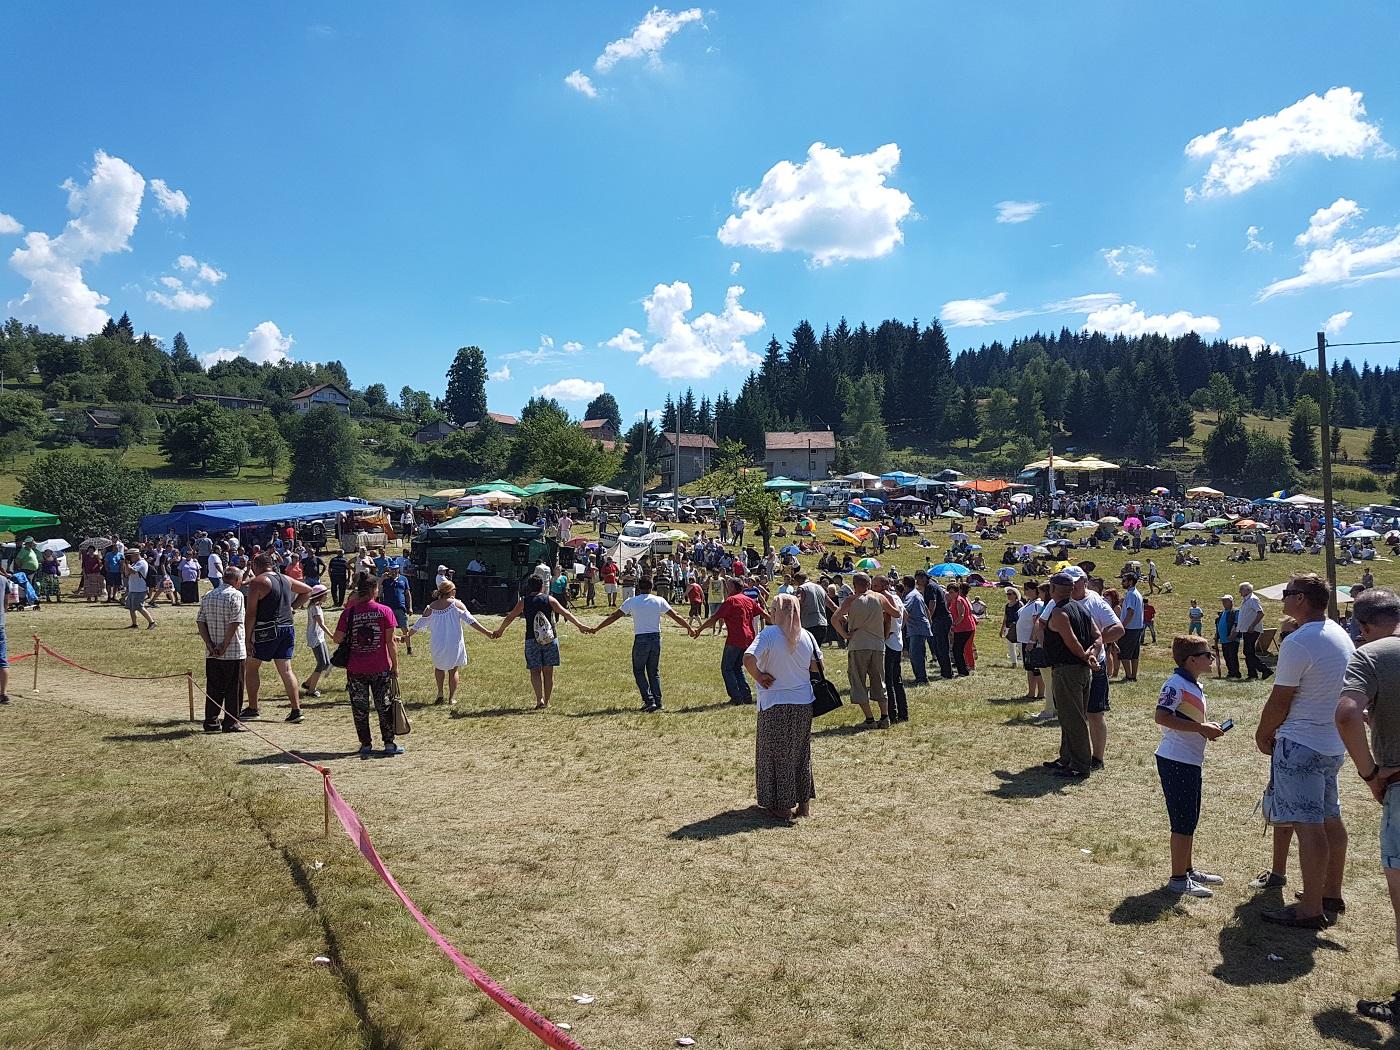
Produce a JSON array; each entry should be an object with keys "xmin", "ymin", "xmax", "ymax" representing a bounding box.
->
[{"xmin": 5, "ymin": 519, "xmax": 1400, "ymax": 1049}]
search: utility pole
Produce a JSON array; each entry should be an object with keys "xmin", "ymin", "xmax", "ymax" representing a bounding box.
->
[
  {"xmin": 1317, "ymin": 330, "xmax": 1340, "ymax": 620},
  {"xmin": 639, "ymin": 409, "xmax": 648, "ymax": 510},
  {"xmin": 674, "ymin": 401, "xmax": 682, "ymax": 516}
]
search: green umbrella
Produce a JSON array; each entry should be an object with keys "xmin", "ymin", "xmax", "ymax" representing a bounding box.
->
[
  {"xmin": 0, "ymin": 502, "xmax": 60, "ymax": 534},
  {"xmin": 523, "ymin": 478, "xmax": 583, "ymax": 497},
  {"xmin": 939, "ymin": 510, "xmax": 965, "ymax": 519},
  {"xmin": 467, "ymin": 479, "xmax": 528, "ymax": 497},
  {"xmin": 763, "ymin": 476, "xmax": 809, "ymax": 491},
  {"xmin": 1202, "ymin": 517, "xmax": 1230, "ymax": 527}
]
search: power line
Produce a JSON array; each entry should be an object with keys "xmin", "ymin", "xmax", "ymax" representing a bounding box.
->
[{"xmin": 1325, "ymin": 339, "xmax": 1400, "ymax": 348}]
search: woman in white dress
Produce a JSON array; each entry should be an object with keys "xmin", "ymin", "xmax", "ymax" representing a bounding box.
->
[
  {"xmin": 743, "ymin": 593, "xmax": 821, "ymax": 821},
  {"xmin": 408, "ymin": 581, "xmax": 495, "ymax": 704}
]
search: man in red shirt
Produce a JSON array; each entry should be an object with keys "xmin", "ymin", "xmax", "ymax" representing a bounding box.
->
[
  {"xmin": 601, "ymin": 558, "xmax": 620, "ymax": 607},
  {"xmin": 694, "ymin": 577, "xmax": 767, "ymax": 704}
]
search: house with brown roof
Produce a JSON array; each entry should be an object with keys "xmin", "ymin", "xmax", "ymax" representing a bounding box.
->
[
  {"xmin": 764, "ymin": 430, "xmax": 837, "ymax": 481},
  {"xmin": 658, "ymin": 432, "xmax": 717, "ymax": 486},
  {"xmin": 290, "ymin": 382, "xmax": 352, "ymax": 414},
  {"xmin": 580, "ymin": 418, "xmax": 619, "ymax": 442},
  {"xmin": 462, "ymin": 411, "xmax": 519, "ymax": 435}
]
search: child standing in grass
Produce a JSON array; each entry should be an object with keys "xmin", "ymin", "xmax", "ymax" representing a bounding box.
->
[
  {"xmin": 1155, "ymin": 634, "xmax": 1227, "ymax": 898},
  {"xmin": 1188, "ymin": 599, "xmax": 1203, "ymax": 636},
  {"xmin": 301, "ymin": 585, "xmax": 332, "ymax": 698}
]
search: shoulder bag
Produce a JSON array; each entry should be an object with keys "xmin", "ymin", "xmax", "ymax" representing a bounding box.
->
[{"xmin": 389, "ymin": 673, "xmax": 412, "ymax": 736}]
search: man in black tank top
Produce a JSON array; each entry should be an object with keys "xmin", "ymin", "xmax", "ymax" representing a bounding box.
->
[
  {"xmin": 1043, "ymin": 572, "xmax": 1102, "ymax": 778},
  {"xmin": 243, "ymin": 553, "xmax": 314, "ymax": 722}
]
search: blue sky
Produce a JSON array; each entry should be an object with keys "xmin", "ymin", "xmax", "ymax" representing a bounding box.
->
[{"xmin": 3, "ymin": 3, "xmax": 1398, "ymax": 421}]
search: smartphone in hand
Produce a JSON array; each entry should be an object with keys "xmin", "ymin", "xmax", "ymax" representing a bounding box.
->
[{"xmin": 1219, "ymin": 718, "xmax": 1234, "ymax": 733}]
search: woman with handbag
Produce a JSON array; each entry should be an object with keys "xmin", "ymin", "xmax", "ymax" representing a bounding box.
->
[
  {"xmin": 409, "ymin": 580, "xmax": 496, "ymax": 705},
  {"xmin": 743, "ymin": 593, "xmax": 822, "ymax": 821},
  {"xmin": 331, "ymin": 574, "xmax": 404, "ymax": 756}
]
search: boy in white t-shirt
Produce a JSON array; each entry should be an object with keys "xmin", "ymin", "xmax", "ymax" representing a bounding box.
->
[{"xmin": 1155, "ymin": 634, "xmax": 1227, "ymax": 898}]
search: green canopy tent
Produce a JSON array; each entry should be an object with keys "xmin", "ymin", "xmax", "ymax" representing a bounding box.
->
[
  {"xmin": 467, "ymin": 480, "xmax": 529, "ymax": 497},
  {"xmin": 523, "ymin": 478, "xmax": 583, "ymax": 498},
  {"xmin": 763, "ymin": 477, "xmax": 809, "ymax": 491},
  {"xmin": 0, "ymin": 503, "xmax": 60, "ymax": 534}
]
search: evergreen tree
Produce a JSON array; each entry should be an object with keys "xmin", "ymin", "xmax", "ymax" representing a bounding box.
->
[
  {"xmin": 583, "ymin": 392, "xmax": 622, "ymax": 434},
  {"xmin": 159, "ymin": 402, "xmax": 249, "ymax": 474},
  {"xmin": 1330, "ymin": 425, "xmax": 1344, "ymax": 462},
  {"xmin": 1246, "ymin": 430, "xmax": 1300, "ymax": 493},
  {"xmin": 1205, "ymin": 372, "xmax": 1237, "ymax": 422},
  {"xmin": 1129, "ymin": 415, "xmax": 1159, "ymax": 463},
  {"xmin": 982, "ymin": 388, "xmax": 1016, "ymax": 447},
  {"xmin": 1367, "ymin": 425, "xmax": 1397, "ymax": 469},
  {"xmin": 443, "ymin": 346, "xmax": 489, "ymax": 425},
  {"xmin": 839, "ymin": 373, "xmax": 888, "ymax": 472},
  {"xmin": 114, "ymin": 311, "xmax": 135, "ymax": 342},
  {"xmin": 1260, "ymin": 385, "xmax": 1282, "ymax": 419},
  {"xmin": 1289, "ymin": 397, "xmax": 1319, "ymax": 472},
  {"xmin": 954, "ymin": 386, "xmax": 980, "ymax": 447},
  {"xmin": 169, "ymin": 331, "xmax": 202, "ymax": 373}
]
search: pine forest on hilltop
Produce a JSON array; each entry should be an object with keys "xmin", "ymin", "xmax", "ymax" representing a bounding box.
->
[{"xmin": 3, "ymin": 310, "xmax": 1400, "ymax": 536}]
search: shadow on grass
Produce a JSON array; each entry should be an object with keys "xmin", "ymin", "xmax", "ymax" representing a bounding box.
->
[
  {"xmin": 1312, "ymin": 1007, "xmax": 1400, "ymax": 1049},
  {"xmin": 669, "ymin": 701, "xmax": 739, "ymax": 715},
  {"xmin": 1004, "ymin": 713, "xmax": 1058, "ymax": 728},
  {"xmin": 1109, "ymin": 887, "xmax": 1190, "ymax": 925},
  {"xmin": 238, "ymin": 750, "xmax": 363, "ymax": 766},
  {"xmin": 451, "ymin": 705, "xmax": 535, "ymax": 719},
  {"xmin": 668, "ymin": 807, "xmax": 794, "ymax": 840},
  {"xmin": 985, "ymin": 765, "xmax": 1077, "ymax": 799},
  {"xmin": 1212, "ymin": 886, "xmax": 1347, "ymax": 986},
  {"xmin": 812, "ymin": 721, "xmax": 877, "ymax": 738},
  {"xmin": 104, "ymin": 727, "xmax": 196, "ymax": 743},
  {"xmin": 564, "ymin": 706, "xmax": 640, "ymax": 719},
  {"xmin": 985, "ymin": 695, "xmax": 1040, "ymax": 706}
]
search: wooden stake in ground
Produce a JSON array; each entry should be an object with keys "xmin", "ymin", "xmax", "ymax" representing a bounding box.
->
[
  {"xmin": 32, "ymin": 636, "xmax": 40, "ymax": 691},
  {"xmin": 186, "ymin": 672, "xmax": 195, "ymax": 723},
  {"xmin": 322, "ymin": 772, "xmax": 331, "ymax": 838}
]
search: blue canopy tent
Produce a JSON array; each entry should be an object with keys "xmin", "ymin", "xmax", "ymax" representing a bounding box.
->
[{"xmin": 139, "ymin": 500, "xmax": 372, "ymax": 537}]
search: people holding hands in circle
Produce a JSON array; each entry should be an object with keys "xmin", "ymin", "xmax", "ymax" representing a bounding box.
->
[
  {"xmin": 409, "ymin": 580, "xmax": 496, "ymax": 706},
  {"xmin": 494, "ymin": 576, "xmax": 590, "ymax": 709},
  {"xmin": 588, "ymin": 576, "xmax": 696, "ymax": 712}
]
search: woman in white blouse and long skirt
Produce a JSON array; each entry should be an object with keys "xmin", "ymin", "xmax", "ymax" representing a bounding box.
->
[
  {"xmin": 744, "ymin": 593, "xmax": 821, "ymax": 821},
  {"xmin": 409, "ymin": 581, "xmax": 495, "ymax": 704}
]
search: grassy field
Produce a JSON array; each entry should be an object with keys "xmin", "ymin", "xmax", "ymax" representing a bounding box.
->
[{"xmin": 5, "ymin": 518, "xmax": 1400, "ymax": 1049}]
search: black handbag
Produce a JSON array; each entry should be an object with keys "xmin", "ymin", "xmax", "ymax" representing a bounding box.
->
[
  {"xmin": 810, "ymin": 668, "xmax": 843, "ymax": 717},
  {"xmin": 329, "ymin": 639, "xmax": 351, "ymax": 668},
  {"xmin": 1023, "ymin": 645, "xmax": 1050, "ymax": 671}
]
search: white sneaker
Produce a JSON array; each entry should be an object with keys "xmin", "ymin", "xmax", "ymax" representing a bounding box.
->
[
  {"xmin": 1029, "ymin": 709, "xmax": 1057, "ymax": 722},
  {"xmin": 1167, "ymin": 876, "xmax": 1213, "ymax": 898},
  {"xmin": 1188, "ymin": 868, "xmax": 1225, "ymax": 886}
]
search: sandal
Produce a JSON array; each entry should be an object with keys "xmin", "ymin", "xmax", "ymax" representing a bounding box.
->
[
  {"xmin": 1261, "ymin": 906, "xmax": 1331, "ymax": 930},
  {"xmin": 1358, "ymin": 995, "xmax": 1400, "ymax": 1024}
]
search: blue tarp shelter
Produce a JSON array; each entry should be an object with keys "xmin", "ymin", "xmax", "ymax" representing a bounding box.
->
[{"xmin": 140, "ymin": 500, "xmax": 372, "ymax": 536}]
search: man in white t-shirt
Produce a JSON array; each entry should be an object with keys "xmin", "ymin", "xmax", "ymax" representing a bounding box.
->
[
  {"xmin": 207, "ymin": 548, "xmax": 225, "ymax": 581},
  {"xmin": 122, "ymin": 550, "xmax": 156, "ymax": 629},
  {"xmin": 1117, "ymin": 574, "xmax": 1145, "ymax": 681},
  {"xmin": 1255, "ymin": 573, "xmax": 1354, "ymax": 930},
  {"xmin": 1236, "ymin": 582, "xmax": 1272, "ymax": 681},
  {"xmin": 590, "ymin": 575, "xmax": 694, "ymax": 712}
]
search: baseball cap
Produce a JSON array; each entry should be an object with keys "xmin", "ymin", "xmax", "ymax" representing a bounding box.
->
[
  {"xmin": 1061, "ymin": 565, "xmax": 1087, "ymax": 581},
  {"xmin": 1050, "ymin": 572, "xmax": 1075, "ymax": 587},
  {"xmin": 1219, "ymin": 594, "xmax": 1233, "ymax": 601}
]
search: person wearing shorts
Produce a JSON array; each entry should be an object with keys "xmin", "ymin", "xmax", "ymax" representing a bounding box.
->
[
  {"xmin": 1154, "ymin": 635, "xmax": 1227, "ymax": 897},
  {"xmin": 243, "ymin": 554, "xmax": 312, "ymax": 723},
  {"xmin": 1117, "ymin": 574, "xmax": 1145, "ymax": 681},
  {"xmin": 493, "ymin": 575, "xmax": 588, "ymax": 709},
  {"xmin": 1336, "ymin": 588, "xmax": 1400, "ymax": 1022},
  {"xmin": 601, "ymin": 558, "xmax": 619, "ymax": 607},
  {"xmin": 1255, "ymin": 573, "xmax": 1354, "ymax": 929},
  {"xmin": 122, "ymin": 551, "xmax": 156, "ymax": 629}
]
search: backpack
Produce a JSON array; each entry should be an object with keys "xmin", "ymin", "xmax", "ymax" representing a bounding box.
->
[{"xmin": 533, "ymin": 609, "xmax": 556, "ymax": 646}]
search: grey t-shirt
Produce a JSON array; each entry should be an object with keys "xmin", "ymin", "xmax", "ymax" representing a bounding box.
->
[
  {"xmin": 797, "ymin": 582, "xmax": 829, "ymax": 628},
  {"xmin": 1342, "ymin": 635, "xmax": 1400, "ymax": 767}
]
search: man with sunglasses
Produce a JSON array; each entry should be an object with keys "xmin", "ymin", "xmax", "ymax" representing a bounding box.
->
[
  {"xmin": 1255, "ymin": 573, "xmax": 1354, "ymax": 929},
  {"xmin": 1336, "ymin": 587, "xmax": 1400, "ymax": 1023}
]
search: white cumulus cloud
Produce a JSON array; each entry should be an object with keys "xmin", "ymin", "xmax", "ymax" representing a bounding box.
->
[
  {"xmin": 503, "ymin": 334, "xmax": 584, "ymax": 364},
  {"xmin": 729, "ymin": 261, "xmax": 741, "ymax": 275},
  {"xmin": 1295, "ymin": 197, "xmax": 1362, "ymax": 247},
  {"xmin": 594, "ymin": 7, "xmax": 702, "ymax": 72},
  {"xmin": 717, "ymin": 142, "xmax": 914, "ymax": 266},
  {"xmin": 535, "ymin": 378, "xmax": 605, "ymax": 402},
  {"xmin": 1101, "ymin": 245, "xmax": 1157, "ymax": 276},
  {"xmin": 564, "ymin": 70, "xmax": 597, "ymax": 98},
  {"xmin": 7, "ymin": 150, "xmax": 146, "ymax": 335},
  {"xmin": 489, "ymin": 364, "xmax": 511, "ymax": 381},
  {"xmin": 610, "ymin": 281, "xmax": 764, "ymax": 380},
  {"xmin": 0, "ymin": 213, "xmax": 22, "ymax": 235},
  {"xmin": 1245, "ymin": 225, "xmax": 1272, "ymax": 252},
  {"xmin": 202, "ymin": 321, "xmax": 294, "ymax": 367},
  {"xmin": 995, "ymin": 200, "xmax": 1042, "ymax": 224},
  {"xmin": 1229, "ymin": 336, "xmax": 1281, "ymax": 357},
  {"xmin": 940, "ymin": 292, "xmax": 1034, "ymax": 328},
  {"xmin": 1259, "ymin": 219, "xmax": 1400, "ymax": 300},
  {"xmin": 1184, "ymin": 87, "xmax": 1389, "ymax": 199},
  {"xmin": 147, "ymin": 287, "xmax": 213, "ymax": 311},
  {"xmin": 149, "ymin": 178, "xmax": 189, "ymax": 217},
  {"xmin": 176, "ymin": 254, "xmax": 226, "ymax": 283},
  {"xmin": 1325, "ymin": 310, "xmax": 1353, "ymax": 335},
  {"xmin": 1084, "ymin": 301, "xmax": 1221, "ymax": 339}
]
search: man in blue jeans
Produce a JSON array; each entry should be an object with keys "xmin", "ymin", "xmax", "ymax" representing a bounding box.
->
[
  {"xmin": 590, "ymin": 575, "xmax": 694, "ymax": 711},
  {"xmin": 694, "ymin": 577, "xmax": 766, "ymax": 704},
  {"xmin": 903, "ymin": 571, "xmax": 935, "ymax": 684}
]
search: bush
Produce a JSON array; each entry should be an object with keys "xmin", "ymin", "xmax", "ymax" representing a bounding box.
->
[{"xmin": 1334, "ymin": 471, "xmax": 1380, "ymax": 493}]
